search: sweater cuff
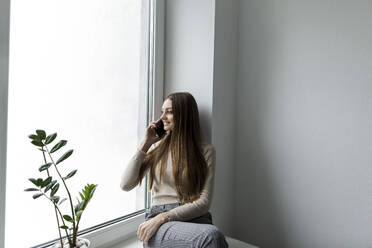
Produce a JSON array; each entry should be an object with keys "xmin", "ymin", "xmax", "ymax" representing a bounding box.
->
[{"xmin": 167, "ymin": 210, "xmax": 179, "ymax": 222}]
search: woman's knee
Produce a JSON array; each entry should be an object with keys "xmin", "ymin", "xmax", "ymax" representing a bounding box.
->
[
  {"xmin": 197, "ymin": 225, "xmax": 228, "ymax": 247},
  {"xmin": 204, "ymin": 226, "xmax": 222, "ymax": 238}
]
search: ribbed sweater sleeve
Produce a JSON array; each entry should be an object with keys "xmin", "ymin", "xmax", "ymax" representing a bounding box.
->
[
  {"xmin": 120, "ymin": 149, "xmax": 146, "ymax": 191},
  {"xmin": 167, "ymin": 145, "xmax": 216, "ymax": 221}
]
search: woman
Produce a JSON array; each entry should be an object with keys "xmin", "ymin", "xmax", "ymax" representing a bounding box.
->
[{"xmin": 120, "ymin": 92, "xmax": 229, "ymax": 248}]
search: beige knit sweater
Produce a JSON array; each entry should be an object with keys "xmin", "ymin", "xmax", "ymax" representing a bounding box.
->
[{"xmin": 120, "ymin": 143, "xmax": 216, "ymax": 221}]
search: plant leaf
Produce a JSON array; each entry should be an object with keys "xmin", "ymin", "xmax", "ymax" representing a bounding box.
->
[
  {"xmin": 75, "ymin": 200, "xmax": 84, "ymax": 212},
  {"xmin": 76, "ymin": 210, "xmax": 83, "ymax": 217},
  {"xmin": 24, "ymin": 188, "xmax": 39, "ymax": 192},
  {"xmin": 41, "ymin": 176, "xmax": 52, "ymax": 188},
  {"xmin": 56, "ymin": 150, "xmax": 73, "ymax": 165},
  {"xmin": 45, "ymin": 133, "xmax": 57, "ymax": 144},
  {"xmin": 58, "ymin": 198, "xmax": 68, "ymax": 206},
  {"xmin": 50, "ymin": 183, "xmax": 59, "ymax": 197},
  {"xmin": 36, "ymin": 178, "xmax": 43, "ymax": 186},
  {"xmin": 39, "ymin": 163, "xmax": 52, "ymax": 172},
  {"xmin": 64, "ymin": 169, "xmax": 77, "ymax": 180},
  {"xmin": 76, "ymin": 210, "xmax": 83, "ymax": 222},
  {"xmin": 52, "ymin": 195, "xmax": 60, "ymax": 204},
  {"xmin": 50, "ymin": 140, "xmax": 67, "ymax": 153},
  {"xmin": 28, "ymin": 134, "xmax": 40, "ymax": 141},
  {"xmin": 29, "ymin": 178, "xmax": 40, "ymax": 187},
  {"xmin": 44, "ymin": 180, "xmax": 57, "ymax": 193},
  {"xmin": 63, "ymin": 215, "xmax": 73, "ymax": 223},
  {"xmin": 32, "ymin": 193, "xmax": 43, "ymax": 199},
  {"xmin": 60, "ymin": 225, "xmax": 69, "ymax": 230},
  {"xmin": 36, "ymin": 130, "xmax": 46, "ymax": 139},
  {"xmin": 78, "ymin": 184, "xmax": 97, "ymax": 211},
  {"xmin": 74, "ymin": 200, "xmax": 81, "ymax": 212},
  {"xmin": 31, "ymin": 140, "xmax": 44, "ymax": 147}
]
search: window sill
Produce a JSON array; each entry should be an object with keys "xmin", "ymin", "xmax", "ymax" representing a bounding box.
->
[
  {"xmin": 81, "ymin": 213, "xmax": 145, "ymax": 248},
  {"xmin": 104, "ymin": 235, "xmax": 141, "ymax": 248}
]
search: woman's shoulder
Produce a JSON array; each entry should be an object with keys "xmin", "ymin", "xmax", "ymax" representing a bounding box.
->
[
  {"xmin": 200, "ymin": 143, "xmax": 216, "ymax": 156},
  {"xmin": 200, "ymin": 143, "xmax": 216, "ymax": 167}
]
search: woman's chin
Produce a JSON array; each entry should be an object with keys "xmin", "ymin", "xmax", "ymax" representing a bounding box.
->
[{"xmin": 164, "ymin": 127, "xmax": 172, "ymax": 132}]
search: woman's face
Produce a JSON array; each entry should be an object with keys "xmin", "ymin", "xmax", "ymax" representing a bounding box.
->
[{"xmin": 160, "ymin": 99, "xmax": 174, "ymax": 131}]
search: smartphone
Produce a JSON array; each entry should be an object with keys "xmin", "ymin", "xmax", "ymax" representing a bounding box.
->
[{"xmin": 154, "ymin": 119, "xmax": 166, "ymax": 138}]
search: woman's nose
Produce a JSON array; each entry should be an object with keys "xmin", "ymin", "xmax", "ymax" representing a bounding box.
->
[{"xmin": 160, "ymin": 112, "xmax": 166, "ymax": 120}]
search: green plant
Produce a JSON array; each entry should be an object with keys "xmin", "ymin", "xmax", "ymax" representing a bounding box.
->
[{"xmin": 25, "ymin": 129, "xmax": 97, "ymax": 248}]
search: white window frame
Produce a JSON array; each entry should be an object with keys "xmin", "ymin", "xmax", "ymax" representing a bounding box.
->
[{"xmin": 0, "ymin": 0, "xmax": 165, "ymax": 247}]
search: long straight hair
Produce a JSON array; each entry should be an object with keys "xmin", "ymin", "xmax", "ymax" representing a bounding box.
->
[{"xmin": 137, "ymin": 92, "xmax": 208, "ymax": 204}]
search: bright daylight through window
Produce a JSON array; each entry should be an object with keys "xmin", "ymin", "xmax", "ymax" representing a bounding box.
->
[{"xmin": 5, "ymin": 0, "xmax": 153, "ymax": 247}]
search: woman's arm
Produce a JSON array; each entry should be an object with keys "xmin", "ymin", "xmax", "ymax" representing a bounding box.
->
[
  {"xmin": 167, "ymin": 144, "xmax": 216, "ymax": 221},
  {"xmin": 120, "ymin": 121, "xmax": 161, "ymax": 191},
  {"xmin": 119, "ymin": 147, "xmax": 147, "ymax": 191}
]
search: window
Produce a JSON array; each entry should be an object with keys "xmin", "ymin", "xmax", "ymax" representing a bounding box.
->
[{"xmin": 4, "ymin": 0, "xmax": 164, "ymax": 247}]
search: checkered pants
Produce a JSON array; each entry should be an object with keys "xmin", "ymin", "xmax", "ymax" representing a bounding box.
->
[{"xmin": 143, "ymin": 203, "xmax": 229, "ymax": 248}]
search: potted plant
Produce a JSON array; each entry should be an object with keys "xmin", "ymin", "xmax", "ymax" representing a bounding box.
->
[{"xmin": 25, "ymin": 129, "xmax": 97, "ymax": 248}]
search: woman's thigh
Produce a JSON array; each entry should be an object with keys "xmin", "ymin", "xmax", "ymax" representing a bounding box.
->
[{"xmin": 144, "ymin": 220, "xmax": 228, "ymax": 248}]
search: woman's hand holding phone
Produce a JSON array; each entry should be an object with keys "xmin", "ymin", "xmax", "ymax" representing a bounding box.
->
[{"xmin": 140, "ymin": 120, "xmax": 164, "ymax": 153}]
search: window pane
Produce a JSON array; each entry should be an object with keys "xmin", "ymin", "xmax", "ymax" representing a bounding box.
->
[{"xmin": 6, "ymin": 0, "xmax": 149, "ymax": 247}]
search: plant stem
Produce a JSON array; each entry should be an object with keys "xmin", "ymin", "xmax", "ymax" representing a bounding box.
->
[
  {"xmin": 42, "ymin": 148, "xmax": 64, "ymax": 248},
  {"xmin": 44, "ymin": 145, "xmax": 77, "ymax": 247},
  {"xmin": 75, "ymin": 213, "xmax": 82, "ymax": 236},
  {"xmin": 55, "ymin": 209, "xmax": 64, "ymax": 248},
  {"xmin": 40, "ymin": 190, "xmax": 72, "ymax": 245}
]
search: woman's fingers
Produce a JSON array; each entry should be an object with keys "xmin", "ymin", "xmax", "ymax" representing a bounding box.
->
[
  {"xmin": 143, "ymin": 229, "xmax": 150, "ymax": 243},
  {"xmin": 137, "ymin": 225, "xmax": 142, "ymax": 239},
  {"xmin": 150, "ymin": 121, "xmax": 157, "ymax": 128},
  {"xmin": 145, "ymin": 124, "xmax": 156, "ymax": 137},
  {"xmin": 137, "ymin": 222, "xmax": 155, "ymax": 244},
  {"xmin": 139, "ymin": 229, "xmax": 146, "ymax": 242},
  {"xmin": 138, "ymin": 222, "xmax": 150, "ymax": 242},
  {"xmin": 138, "ymin": 223, "xmax": 147, "ymax": 241},
  {"xmin": 143, "ymin": 233, "xmax": 152, "ymax": 244},
  {"xmin": 142, "ymin": 229, "xmax": 151, "ymax": 244}
]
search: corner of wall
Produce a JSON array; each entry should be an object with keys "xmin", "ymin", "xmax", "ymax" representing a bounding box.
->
[
  {"xmin": 212, "ymin": 0, "xmax": 239, "ymax": 237},
  {"xmin": 231, "ymin": 0, "xmax": 240, "ymax": 238}
]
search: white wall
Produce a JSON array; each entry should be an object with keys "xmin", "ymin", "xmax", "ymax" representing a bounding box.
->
[
  {"xmin": 0, "ymin": 0, "xmax": 10, "ymax": 247},
  {"xmin": 163, "ymin": 0, "xmax": 215, "ymax": 143},
  {"xmin": 163, "ymin": 0, "xmax": 238, "ymax": 236},
  {"xmin": 235, "ymin": 1, "xmax": 372, "ymax": 247}
]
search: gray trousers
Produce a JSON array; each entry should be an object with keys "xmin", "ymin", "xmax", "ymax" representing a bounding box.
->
[{"xmin": 143, "ymin": 203, "xmax": 229, "ymax": 248}]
